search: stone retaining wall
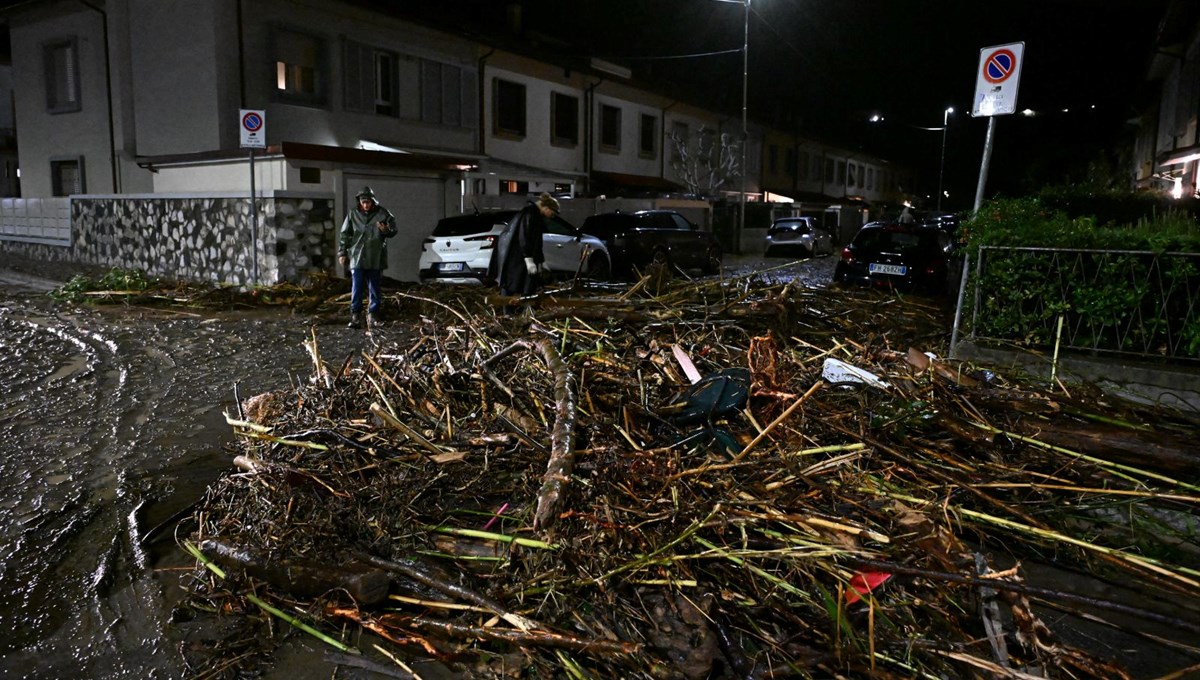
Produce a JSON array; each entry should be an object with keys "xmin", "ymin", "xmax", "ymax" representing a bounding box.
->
[{"xmin": 0, "ymin": 193, "xmax": 336, "ymax": 286}]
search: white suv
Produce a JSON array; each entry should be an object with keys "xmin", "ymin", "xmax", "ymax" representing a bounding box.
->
[{"xmin": 419, "ymin": 211, "xmax": 611, "ymax": 284}]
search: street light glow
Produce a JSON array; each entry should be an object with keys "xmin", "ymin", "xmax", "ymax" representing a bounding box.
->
[{"xmin": 938, "ymin": 106, "xmax": 954, "ymax": 211}]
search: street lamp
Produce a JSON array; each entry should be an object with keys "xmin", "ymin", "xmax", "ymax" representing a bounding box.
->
[{"xmin": 937, "ymin": 106, "xmax": 953, "ymax": 211}]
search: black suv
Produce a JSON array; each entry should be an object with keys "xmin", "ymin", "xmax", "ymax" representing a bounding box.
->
[{"xmin": 579, "ymin": 210, "xmax": 722, "ymax": 277}]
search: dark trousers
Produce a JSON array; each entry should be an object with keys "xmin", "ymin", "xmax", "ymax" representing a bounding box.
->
[{"xmin": 350, "ymin": 268, "xmax": 383, "ymax": 314}]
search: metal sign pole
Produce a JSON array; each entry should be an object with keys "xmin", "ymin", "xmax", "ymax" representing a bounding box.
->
[
  {"xmin": 973, "ymin": 116, "xmax": 996, "ymax": 213},
  {"xmin": 249, "ymin": 149, "xmax": 259, "ymax": 284}
]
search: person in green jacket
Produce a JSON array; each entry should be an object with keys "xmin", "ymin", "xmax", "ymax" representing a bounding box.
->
[{"xmin": 338, "ymin": 186, "xmax": 397, "ymax": 328}]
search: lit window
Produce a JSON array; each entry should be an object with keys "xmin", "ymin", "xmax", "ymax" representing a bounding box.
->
[{"xmin": 272, "ymin": 28, "xmax": 326, "ymax": 106}]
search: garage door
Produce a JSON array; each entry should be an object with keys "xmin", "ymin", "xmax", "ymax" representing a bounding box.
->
[{"xmin": 345, "ymin": 176, "xmax": 446, "ymax": 282}]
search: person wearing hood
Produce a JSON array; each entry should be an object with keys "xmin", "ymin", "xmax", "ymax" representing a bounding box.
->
[
  {"xmin": 338, "ymin": 186, "xmax": 397, "ymax": 328},
  {"xmin": 489, "ymin": 192, "xmax": 558, "ymax": 297}
]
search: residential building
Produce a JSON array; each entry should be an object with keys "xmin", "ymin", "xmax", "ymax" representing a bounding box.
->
[{"xmin": 0, "ymin": 0, "xmax": 902, "ymax": 283}]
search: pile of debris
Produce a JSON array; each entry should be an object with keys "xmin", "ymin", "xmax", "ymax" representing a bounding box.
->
[{"xmin": 179, "ymin": 274, "xmax": 1200, "ymax": 679}]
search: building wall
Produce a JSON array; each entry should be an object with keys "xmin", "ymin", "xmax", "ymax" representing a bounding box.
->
[
  {"xmin": 240, "ymin": 0, "xmax": 481, "ymax": 156},
  {"xmin": 0, "ymin": 193, "xmax": 335, "ymax": 285},
  {"xmin": 10, "ymin": 2, "xmax": 114, "ymax": 197},
  {"xmin": 127, "ymin": 0, "xmax": 231, "ymax": 155},
  {"xmin": 483, "ymin": 61, "xmax": 587, "ymax": 175}
]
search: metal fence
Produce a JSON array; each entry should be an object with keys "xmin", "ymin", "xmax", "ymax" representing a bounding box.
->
[{"xmin": 955, "ymin": 246, "xmax": 1200, "ymax": 362}]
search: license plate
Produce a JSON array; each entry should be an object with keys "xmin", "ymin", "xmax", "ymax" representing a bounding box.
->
[
  {"xmin": 436, "ymin": 262, "xmax": 465, "ymax": 272},
  {"xmin": 869, "ymin": 263, "xmax": 907, "ymax": 276}
]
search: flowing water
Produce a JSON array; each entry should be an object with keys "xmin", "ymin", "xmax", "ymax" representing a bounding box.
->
[{"xmin": 0, "ymin": 279, "xmax": 369, "ymax": 678}]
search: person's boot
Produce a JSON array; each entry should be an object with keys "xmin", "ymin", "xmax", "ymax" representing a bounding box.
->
[
  {"xmin": 368, "ymin": 311, "xmax": 382, "ymax": 328},
  {"xmin": 347, "ymin": 311, "xmax": 363, "ymax": 328}
]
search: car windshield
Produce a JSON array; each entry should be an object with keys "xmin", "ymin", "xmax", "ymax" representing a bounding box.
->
[{"xmin": 581, "ymin": 215, "xmax": 632, "ymax": 238}]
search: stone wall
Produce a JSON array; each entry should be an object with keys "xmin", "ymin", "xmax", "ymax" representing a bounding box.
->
[{"xmin": 0, "ymin": 194, "xmax": 336, "ymax": 286}]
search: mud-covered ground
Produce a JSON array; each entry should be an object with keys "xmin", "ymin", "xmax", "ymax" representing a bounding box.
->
[{"xmin": 0, "ymin": 253, "xmax": 844, "ymax": 678}]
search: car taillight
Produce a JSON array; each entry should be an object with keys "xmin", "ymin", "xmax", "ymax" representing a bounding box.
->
[
  {"xmin": 841, "ymin": 247, "xmax": 854, "ymax": 263},
  {"xmin": 465, "ymin": 234, "xmax": 497, "ymax": 249},
  {"xmin": 925, "ymin": 255, "xmax": 945, "ymax": 275}
]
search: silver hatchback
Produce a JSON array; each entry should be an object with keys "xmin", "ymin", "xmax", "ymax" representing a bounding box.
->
[{"xmin": 763, "ymin": 217, "xmax": 834, "ymax": 258}]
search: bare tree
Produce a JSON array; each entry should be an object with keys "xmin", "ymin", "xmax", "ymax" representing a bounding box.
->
[{"xmin": 669, "ymin": 126, "xmax": 742, "ymax": 197}]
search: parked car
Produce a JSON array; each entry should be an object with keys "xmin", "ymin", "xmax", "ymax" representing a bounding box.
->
[
  {"xmin": 763, "ymin": 217, "xmax": 834, "ymax": 258},
  {"xmin": 579, "ymin": 210, "xmax": 722, "ymax": 277},
  {"xmin": 833, "ymin": 221, "xmax": 954, "ymax": 294},
  {"xmin": 419, "ymin": 210, "xmax": 611, "ymax": 283}
]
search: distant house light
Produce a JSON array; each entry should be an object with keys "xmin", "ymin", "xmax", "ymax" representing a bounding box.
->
[
  {"xmin": 1172, "ymin": 177, "xmax": 1183, "ymax": 200},
  {"xmin": 590, "ymin": 58, "xmax": 631, "ymax": 79},
  {"xmin": 1021, "ymin": 109, "xmax": 1035, "ymax": 116}
]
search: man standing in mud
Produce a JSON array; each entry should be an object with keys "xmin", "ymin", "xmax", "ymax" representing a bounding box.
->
[{"xmin": 338, "ymin": 186, "xmax": 397, "ymax": 328}]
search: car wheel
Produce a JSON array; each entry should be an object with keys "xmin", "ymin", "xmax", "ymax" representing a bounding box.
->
[{"xmin": 585, "ymin": 253, "xmax": 611, "ymax": 281}]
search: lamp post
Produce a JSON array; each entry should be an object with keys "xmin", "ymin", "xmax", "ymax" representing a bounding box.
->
[
  {"xmin": 739, "ymin": 0, "xmax": 749, "ymax": 254},
  {"xmin": 937, "ymin": 106, "xmax": 953, "ymax": 211}
]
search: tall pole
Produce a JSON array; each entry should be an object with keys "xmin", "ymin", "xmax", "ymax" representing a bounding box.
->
[
  {"xmin": 973, "ymin": 116, "xmax": 997, "ymax": 213},
  {"xmin": 738, "ymin": 0, "xmax": 748, "ymax": 255},
  {"xmin": 937, "ymin": 107, "xmax": 953, "ymax": 212}
]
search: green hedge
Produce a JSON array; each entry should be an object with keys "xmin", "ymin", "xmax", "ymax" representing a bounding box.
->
[{"xmin": 963, "ymin": 193, "xmax": 1200, "ymax": 359}]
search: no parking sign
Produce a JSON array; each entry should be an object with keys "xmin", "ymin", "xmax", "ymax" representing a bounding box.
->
[
  {"xmin": 240, "ymin": 109, "xmax": 266, "ymax": 148},
  {"xmin": 972, "ymin": 42, "xmax": 1025, "ymax": 117}
]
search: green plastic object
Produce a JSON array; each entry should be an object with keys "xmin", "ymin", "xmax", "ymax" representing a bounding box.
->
[{"xmin": 670, "ymin": 368, "xmax": 750, "ymax": 425}]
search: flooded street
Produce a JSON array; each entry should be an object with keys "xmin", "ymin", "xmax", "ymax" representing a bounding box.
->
[{"xmin": 0, "ymin": 275, "xmax": 372, "ymax": 678}]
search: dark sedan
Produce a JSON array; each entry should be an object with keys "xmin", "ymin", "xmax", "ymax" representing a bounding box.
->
[
  {"xmin": 580, "ymin": 210, "xmax": 722, "ymax": 277},
  {"xmin": 833, "ymin": 221, "xmax": 954, "ymax": 294}
]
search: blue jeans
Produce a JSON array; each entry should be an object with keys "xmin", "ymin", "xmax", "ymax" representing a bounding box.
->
[{"xmin": 349, "ymin": 268, "xmax": 383, "ymax": 314}]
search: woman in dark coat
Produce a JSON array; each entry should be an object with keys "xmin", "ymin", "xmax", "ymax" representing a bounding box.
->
[{"xmin": 490, "ymin": 192, "xmax": 559, "ymax": 296}]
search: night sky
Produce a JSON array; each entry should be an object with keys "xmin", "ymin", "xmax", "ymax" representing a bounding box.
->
[{"xmin": 391, "ymin": 0, "xmax": 1170, "ymax": 209}]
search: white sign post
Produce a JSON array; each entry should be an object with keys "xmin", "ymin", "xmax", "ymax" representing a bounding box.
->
[
  {"xmin": 239, "ymin": 110, "xmax": 266, "ymax": 283},
  {"xmin": 972, "ymin": 43, "xmax": 1025, "ymax": 117},
  {"xmin": 971, "ymin": 43, "xmax": 1025, "ymax": 212}
]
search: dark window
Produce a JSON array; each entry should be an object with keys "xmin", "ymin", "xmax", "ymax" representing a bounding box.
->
[
  {"xmin": 551, "ymin": 92, "xmax": 579, "ymax": 146},
  {"xmin": 867, "ymin": 168, "xmax": 874, "ymax": 190},
  {"xmin": 423, "ymin": 61, "xmax": 465, "ymax": 126},
  {"xmin": 499, "ymin": 179, "xmax": 529, "ymax": 194},
  {"xmin": 343, "ymin": 40, "xmax": 398, "ymax": 116},
  {"xmin": 493, "ymin": 79, "xmax": 526, "ymax": 137},
  {"xmin": 639, "ymin": 113, "xmax": 656, "ymax": 158},
  {"xmin": 44, "ymin": 38, "xmax": 80, "ymax": 113},
  {"xmin": 273, "ymin": 28, "xmax": 326, "ymax": 107},
  {"xmin": 668, "ymin": 213, "xmax": 692, "ymax": 230},
  {"xmin": 824, "ymin": 158, "xmax": 835, "ymax": 183},
  {"xmin": 600, "ymin": 104, "xmax": 621, "ymax": 152},
  {"xmin": 768, "ymin": 145, "xmax": 778, "ymax": 173},
  {"xmin": 299, "ymin": 167, "xmax": 321, "ymax": 183},
  {"xmin": 670, "ymin": 121, "xmax": 688, "ymax": 162},
  {"xmin": 51, "ymin": 158, "xmax": 83, "ymax": 196},
  {"xmin": 837, "ymin": 160, "xmax": 847, "ymax": 185},
  {"xmin": 847, "ymin": 163, "xmax": 856, "ymax": 188},
  {"xmin": 787, "ymin": 149, "xmax": 797, "ymax": 177}
]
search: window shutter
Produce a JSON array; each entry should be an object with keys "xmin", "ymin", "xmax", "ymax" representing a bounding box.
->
[
  {"xmin": 441, "ymin": 64, "xmax": 461, "ymax": 127},
  {"xmin": 461, "ymin": 69, "xmax": 478, "ymax": 129}
]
